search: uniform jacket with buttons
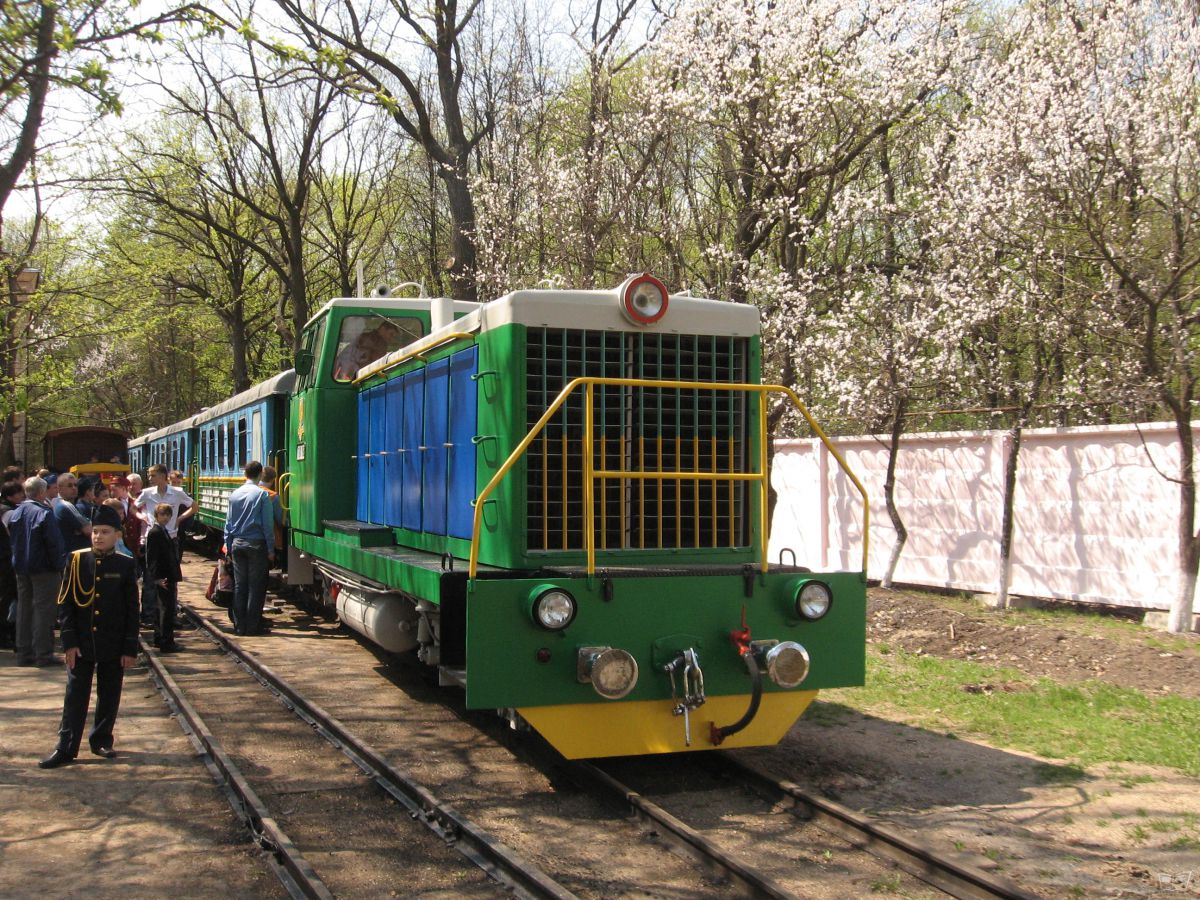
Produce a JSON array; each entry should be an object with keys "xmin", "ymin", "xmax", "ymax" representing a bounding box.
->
[{"xmin": 57, "ymin": 549, "xmax": 139, "ymax": 660}]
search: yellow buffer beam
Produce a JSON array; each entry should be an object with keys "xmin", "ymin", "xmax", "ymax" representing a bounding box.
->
[{"xmin": 518, "ymin": 690, "xmax": 819, "ymax": 759}]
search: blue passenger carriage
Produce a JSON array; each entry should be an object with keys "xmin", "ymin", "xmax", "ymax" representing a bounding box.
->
[{"xmin": 190, "ymin": 371, "xmax": 295, "ymax": 533}]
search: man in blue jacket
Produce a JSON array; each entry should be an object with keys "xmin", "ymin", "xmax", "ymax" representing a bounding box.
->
[
  {"xmin": 224, "ymin": 460, "xmax": 275, "ymax": 636},
  {"xmin": 10, "ymin": 476, "xmax": 66, "ymax": 666}
]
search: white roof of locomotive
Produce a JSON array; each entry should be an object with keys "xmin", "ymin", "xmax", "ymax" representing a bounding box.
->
[
  {"xmin": 355, "ymin": 288, "xmax": 760, "ymax": 382},
  {"xmin": 304, "ymin": 296, "xmax": 481, "ymax": 329},
  {"xmin": 465, "ymin": 288, "xmax": 760, "ymax": 337}
]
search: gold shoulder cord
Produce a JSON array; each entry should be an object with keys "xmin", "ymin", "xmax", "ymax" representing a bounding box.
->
[{"xmin": 56, "ymin": 552, "xmax": 97, "ymax": 609}]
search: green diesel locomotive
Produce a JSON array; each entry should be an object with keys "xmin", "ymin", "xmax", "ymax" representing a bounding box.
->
[{"xmin": 133, "ymin": 276, "xmax": 869, "ymax": 758}]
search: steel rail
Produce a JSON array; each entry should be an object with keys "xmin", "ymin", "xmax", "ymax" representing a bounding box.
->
[
  {"xmin": 565, "ymin": 759, "xmax": 796, "ymax": 899},
  {"xmin": 723, "ymin": 756, "xmax": 1040, "ymax": 900},
  {"xmin": 179, "ymin": 603, "xmax": 576, "ymax": 900},
  {"xmin": 140, "ymin": 637, "xmax": 333, "ymax": 900}
]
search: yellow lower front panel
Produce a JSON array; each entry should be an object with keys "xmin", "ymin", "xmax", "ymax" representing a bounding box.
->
[{"xmin": 518, "ymin": 690, "xmax": 819, "ymax": 759}]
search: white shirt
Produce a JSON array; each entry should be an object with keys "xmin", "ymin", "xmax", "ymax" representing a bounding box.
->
[{"xmin": 134, "ymin": 485, "xmax": 193, "ymax": 542}]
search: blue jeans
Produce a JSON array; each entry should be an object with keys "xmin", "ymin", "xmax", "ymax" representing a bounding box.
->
[{"xmin": 230, "ymin": 538, "xmax": 268, "ymax": 635}]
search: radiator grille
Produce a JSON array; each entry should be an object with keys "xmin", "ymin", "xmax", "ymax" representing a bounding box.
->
[{"xmin": 526, "ymin": 328, "xmax": 750, "ymax": 552}]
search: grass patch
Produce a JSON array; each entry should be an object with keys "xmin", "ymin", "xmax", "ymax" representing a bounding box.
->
[
  {"xmin": 824, "ymin": 647, "xmax": 1200, "ymax": 775},
  {"xmin": 1033, "ymin": 762, "xmax": 1087, "ymax": 785}
]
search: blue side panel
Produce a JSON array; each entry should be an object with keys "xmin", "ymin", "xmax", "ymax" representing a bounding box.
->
[
  {"xmin": 447, "ymin": 347, "xmax": 479, "ymax": 539},
  {"xmin": 422, "ymin": 358, "xmax": 450, "ymax": 536},
  {"xmin": 356, "ymin": 390, "xmax": 370, "ymax": 522},
  {"xmin": 400, "ymin": 369, "xmax": 425, "ymax": 530},
  {"xmin": 368, "ymin": 385, "xmax": 386, "ymax": 523},
  {"xmin": 384, "ymin": 378, "xmax": 404, "ymax": 527}
]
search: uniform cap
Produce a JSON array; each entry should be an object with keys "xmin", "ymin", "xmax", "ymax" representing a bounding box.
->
[{"xmin": 92, "ymin": 504, "xmax": 124, "ymax": 531}]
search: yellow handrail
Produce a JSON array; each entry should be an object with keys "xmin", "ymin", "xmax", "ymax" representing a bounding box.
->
[
  {"xmin": 467, "ymin": 377, "xmax": 869, "ymax": 581},
  {"xmin": 277, "ymin": 472, "xmax": 292, "ymax": 513},
  {"xmin": 351, "ymin": 331, "xmax": 477, "ymax": 385}
]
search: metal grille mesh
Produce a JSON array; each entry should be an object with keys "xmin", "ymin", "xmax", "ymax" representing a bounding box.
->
[{"xmin": 526, "ymin": 328, "xmax": 750, "ymax": 552}]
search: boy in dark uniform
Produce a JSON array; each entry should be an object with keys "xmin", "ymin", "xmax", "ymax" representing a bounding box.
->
[
  {"xmin": 39, "ymin": 504, "xmax": 139, "ymax": 768},
  {"xmin": 145, "ymin": 502, "xmax": 182, "ymax": 651}
]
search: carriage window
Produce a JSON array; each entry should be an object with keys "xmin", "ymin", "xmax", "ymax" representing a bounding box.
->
[
  {"xmin": 252, "ymin": 410, "xmax": 263, "ymax": 462},
  {"xmin": 224, "ymin": 422, "xmax": 234, "ymax": 470},
  {"xmin": 237, "ymin": 417, "xmax": 248, "ymax": 467},
  {"xmin": 331, "ymin": 315, "xmax": 421, "ymax": 382}
]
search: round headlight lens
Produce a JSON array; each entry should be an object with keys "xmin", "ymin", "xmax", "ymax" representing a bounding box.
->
[
  {"xmin": 620, "ymin": 274, "xmax": 669, "ymax": 325},
  {"xmin": 795, "ymin": 581, "xmax": 832, "ymax": 620},
  {"xmin": 532, "ymin": 588, "xmax": 576, "ymax": 630}
]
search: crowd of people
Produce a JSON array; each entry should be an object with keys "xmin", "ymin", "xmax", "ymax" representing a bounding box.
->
[{"xmin": 0, "ymin": 458, "xmax": 283, "ymax": 769}]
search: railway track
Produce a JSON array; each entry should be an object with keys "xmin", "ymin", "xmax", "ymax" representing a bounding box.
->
[
  {"xmin": 172, "ymin": 598, "xmax": 788, "ymax": 897},
  {"xmin": 570, "ymin": 752, "xmax": 1038, "ymax": 900},
  {"xmin": 142, "ymin": 618, "xmax": 566, "ymax": 899},
  {"xmin": 720, "ymin": 757, "xmax": 1039, "ymax": 900},
  {"xmin": 163, "ymin": 562, "xmax": 1040, "ymax": 898}
]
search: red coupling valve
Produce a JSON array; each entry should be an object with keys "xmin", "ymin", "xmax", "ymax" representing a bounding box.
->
[{"xmin": 729, "ymin": 605, "xmax": 752, "ymax": 656}]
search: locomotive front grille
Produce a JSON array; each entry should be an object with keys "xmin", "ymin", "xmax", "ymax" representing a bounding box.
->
[{"xmin": 526, "ymin": 328, "xmax": 750, "ymax": 553}]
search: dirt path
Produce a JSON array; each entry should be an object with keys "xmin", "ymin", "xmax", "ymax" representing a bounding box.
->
[{"xmin": 0, "ymin": 649, "xmax": 279, "ymax": 898}]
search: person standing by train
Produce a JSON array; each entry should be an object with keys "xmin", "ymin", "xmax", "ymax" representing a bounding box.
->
[
  {"xmin": 134, "ymin": 464, "xmax": 193, "ymax": 625},
  {"xmin": 10, "ymin": 477, "xmax": 66, "ymax": 666},
  {"xmin": 74, "ymin": 476, "xmax": 102, "ymax": 523},
  {"xmin": 108, "ymin": 476, "xmax": 142, "ymax": 555},
  {"xmin": 0, "ymin": 480, "xmax": 23, "ymax": 649},
  {"xmin": 38, "ymin": 504, "xmax": 139, "ymax": 768},
  {"xmin": 53, "ymin": 473, "xmax": 90, "ymax": 554},
  {"xmin": 224, "ymin": 461, "xmax": 274, "ymax": 636},
  {"xmin": 168, "ymin": 470, "xmax": 191, "ymax": 564},
  {"xmin": 145, "ymin": 503, "xmax": 182, "ymax": 651}
]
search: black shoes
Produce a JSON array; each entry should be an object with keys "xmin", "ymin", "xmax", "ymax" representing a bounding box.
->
[
  {"xmin": 38, "ymin": 749, "xmax": 75, "ymax": 769},
  {"xmin": 158, "ymin": 643, "xmax": 182, "ymax": 653},
  {"xmin": 90, "ymin": 745, "xmax": 117, "ymax": 759}
]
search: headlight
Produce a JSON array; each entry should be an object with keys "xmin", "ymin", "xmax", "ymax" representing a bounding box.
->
[
  {"xmin": 619, "ymin": 273, "xmax": 669, "ymax": 325},
  {"xmin": 529, "ymin": 586, "xmax": 576, "ymax": 631},
  {"xmin": 794, "ymin": 580, "xmax": 833, "ymax": 620},
  {"xmin": 763, "ymin": 641, "xmax": 810, "ymax": 688},
  {"xmin": 577, "ymin": 647, "xmax": 639, "ymax": 699}
]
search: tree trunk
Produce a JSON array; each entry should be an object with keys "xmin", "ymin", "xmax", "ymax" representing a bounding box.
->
[
  {"xmin": 995, "ymin": 422, "xmax": 1024, "ymax": 609},
  {"xmin": 880, "ymin": 394, "xmax": 909, "ymax": 589},
  {"xmin": 1170, "ymin": 417, "xmax": 1199, "ymax": 633},
  {"xmin": 441, "ymin": 166, "xmax": 478, "ymax": 302},
  {"xmin": 0, "ymin": 3, "xmax": 56, "ymax": 214}
]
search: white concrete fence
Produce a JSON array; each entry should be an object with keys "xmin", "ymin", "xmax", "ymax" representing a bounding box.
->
[{"xmin": 769, "ymin": 421, "xmax": 1199, "ymax": 614}]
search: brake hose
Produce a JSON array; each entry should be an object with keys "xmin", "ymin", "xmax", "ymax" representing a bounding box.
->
[{"xmin": 710, "ymin": 650, "xmax": 763, "ymax": 745}]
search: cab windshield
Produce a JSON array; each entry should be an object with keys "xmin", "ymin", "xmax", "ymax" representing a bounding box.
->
[{"xmin": 331, "ymin": 315, "xmax": 421, "ymax": 382}]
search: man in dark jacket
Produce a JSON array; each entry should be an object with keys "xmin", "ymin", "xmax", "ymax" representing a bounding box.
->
[
  {"xmin": 10, "ymin": 477, "xmax": 66, "ymax": 666},
  {"xmin": 0, "ymin": 479, "xmax": 23, "ymax": 648},
  {"xmin": 39, "ymin": 504, "xmax": 139, "ymax": 768}
]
